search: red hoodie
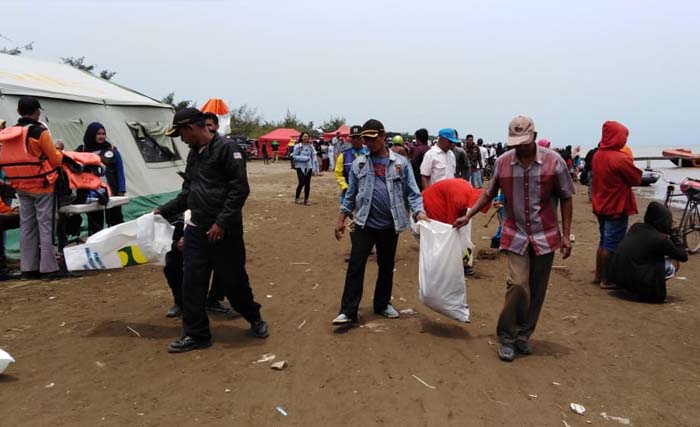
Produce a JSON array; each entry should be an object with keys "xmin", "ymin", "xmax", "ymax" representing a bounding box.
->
[{"xmin": 591, "ymin": 121, "xmax": 642, "ymax": 217}]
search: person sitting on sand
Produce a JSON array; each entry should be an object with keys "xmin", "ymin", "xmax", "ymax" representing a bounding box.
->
[{"xmin": 607, "ymin": 202, "xmax": 688, "ymax": 303}]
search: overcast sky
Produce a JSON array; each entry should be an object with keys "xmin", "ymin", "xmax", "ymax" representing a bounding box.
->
[{"xmin": 2, "ymin": 0, "xmax": 699, "ymax": 147}]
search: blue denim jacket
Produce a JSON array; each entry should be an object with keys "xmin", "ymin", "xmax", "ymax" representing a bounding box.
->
[{"xmin": 341, "ymin": 150, "xmax": 424, "ymax": 232}]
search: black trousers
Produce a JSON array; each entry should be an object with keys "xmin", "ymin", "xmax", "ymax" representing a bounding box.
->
[
  {"xmin": 86, "ymin": 206, "xmax": 124, "ymax": 235},
  {"xmin": 163, "ymin": 249, "xmax": 183, "ymax": 308},
  {"xmin": 339, "ymin": 227, "xmax": 398, "ymax": 320},
  {"xmin": 295, "ymin": 168, "xmax": 312, "ymax": 201},
  {"xmin": 164, "ymin": 250, "xmax": 230, "ymax": 308},
  {"xmin": 182, "ymin": 226, "xmax": 261, "ymax": 341}
]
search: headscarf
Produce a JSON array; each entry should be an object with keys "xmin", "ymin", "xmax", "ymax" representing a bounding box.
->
[
  {"xmin": 537, "ymin": 139, "xmax": 551, "ymax": 148},
  {"xmin": 644, "ymin": 201, "xmax": 673, "ymax": 234},
  {"xmin": 83, "ymin": 121, "xmax": 108, "ymax": 152}
]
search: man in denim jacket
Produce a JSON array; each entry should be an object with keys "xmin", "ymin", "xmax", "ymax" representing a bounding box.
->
[{"xmin": 333, "ymin": 119, "xmax": 428, "ymax": 325}]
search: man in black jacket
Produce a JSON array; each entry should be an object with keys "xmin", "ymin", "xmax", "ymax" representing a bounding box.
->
[
  {"xmin": 608, "ymin": 202, "xmax": 688, "ymax": 303},
  {"xmin": 156, "ymin": 108, "xmax": 268, "ymax": 353}
]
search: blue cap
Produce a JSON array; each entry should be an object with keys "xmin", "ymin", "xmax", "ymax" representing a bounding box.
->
[{"xmin": 438, "ymin": 128, "xmax": 460, "ymax": 143}]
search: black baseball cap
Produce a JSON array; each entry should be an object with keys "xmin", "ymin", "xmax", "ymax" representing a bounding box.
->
[
  {"xmin": 17, "ymin": 96, "xmax": 42, "ymax": 115},
  {"xmin": 165, "ymin": 107, "xmax": 205, "ymax": 137},
  {"xmin": 360, "ymin": 119, "xmax": 384, "ymax": 139},
  {"xmin": 349, "ymin": 125, "xmax": 362, "ymax": 137}
]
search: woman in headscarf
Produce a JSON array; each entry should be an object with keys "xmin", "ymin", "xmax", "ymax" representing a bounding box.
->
[
  {"xmin": 77, "ymin": 122, "xmax": 126, "ymax": 234},
  {"xmin": 292, "ymin": 131, "xmax": 319, "ymax": 205}
]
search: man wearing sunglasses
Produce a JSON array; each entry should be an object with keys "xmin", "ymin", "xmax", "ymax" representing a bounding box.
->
[
  {"xmin": 333, "ymin": 119, "xmax": 428, "ymax": 325},
  {"xmin": 156, "ymin": 108, "xmax": 268, "ymax": 353}
]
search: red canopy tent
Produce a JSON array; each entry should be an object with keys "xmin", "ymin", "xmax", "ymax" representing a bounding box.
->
[
  {"xmin": 323, "ymin": 124, "xmax": 350, "ymax": 142},
  {"xmin": 258, "ymin": 128, "xmax": 300, "ymax": 157}
]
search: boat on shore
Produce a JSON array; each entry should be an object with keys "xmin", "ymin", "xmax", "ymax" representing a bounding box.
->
[{"xmin": 662, "ymin": 149, "xmax": 700, "ymax": 167}]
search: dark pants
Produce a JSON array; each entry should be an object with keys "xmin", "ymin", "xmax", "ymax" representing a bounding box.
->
[
  {"xmin": 182, "ymin": 226, "xmax": 261, "ymax": 341},
  {"xmin": 86, "ymin": 206, "xmax": 124, "ymax": 235},
  {"xmin": 295, "ymin": 169, "xmax": 312, "ymax": 201},
  {"xmin": 164, "ymin": 248, "xmax": 228, "ymax": 308},
  {"xmin": 163, "ymin": 249, "xmax": 183, "ymax": 308},
  {"xmin": 339, "ymin": 227, "xmax": 398, "ymax": 320},
  {"xmin": 0, "ymin": 215, "xmax": 20, "ymax": 269},
  {"xmin": 497, "ymin": 247, "xmax": 555, "ymax": 345}
]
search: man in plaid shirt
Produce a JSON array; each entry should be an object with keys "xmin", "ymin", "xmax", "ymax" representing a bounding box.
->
[{"xmin": 453, "ymin": 116, "xmax": 574, "ymax": 362}]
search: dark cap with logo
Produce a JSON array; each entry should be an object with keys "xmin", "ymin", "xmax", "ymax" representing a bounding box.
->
[
  {"xmin": 360, "ymin": 119, "xmax": 385, "ymax": 139},
  {"xmin": 349, "ymin": 125, "xmax": 362, "ymax": 137},
  {"xmin": 165, "ymin": 107, "xmax": 205, "ymax": 137}
]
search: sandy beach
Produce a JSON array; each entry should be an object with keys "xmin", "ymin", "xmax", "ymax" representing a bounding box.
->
[{"xmin": 1, "ymin": 161, "xmax": 699, "ymax": 426}]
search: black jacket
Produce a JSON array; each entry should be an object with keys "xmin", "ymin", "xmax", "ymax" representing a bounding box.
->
[
  {"xmin": 159, "ymin": 134, "xmax": 249, "ymax": 233},
  {"xmin": 609, "ymin": 202, "xmax": 688, "ymax": 302}
]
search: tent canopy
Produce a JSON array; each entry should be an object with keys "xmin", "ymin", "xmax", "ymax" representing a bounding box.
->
[
  {"xmin": 323, "ymin": 124, "xmax": 349, "ymax": 141},
  {"xmin": 0, "ymin": 54, "xmax": 169, "ymax": 108},
  {"xmin": 258, "ymin": 128, "xmax": 300, "ymax": 144},
  {"xmin": 201, "ymin": 98, "xmax": 229, "ymax": 115}
]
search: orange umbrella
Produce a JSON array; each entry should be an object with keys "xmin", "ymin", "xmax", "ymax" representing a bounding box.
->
[{"xmin": 201, "ymin": 98, "xmax": 229, "ymax": 115}]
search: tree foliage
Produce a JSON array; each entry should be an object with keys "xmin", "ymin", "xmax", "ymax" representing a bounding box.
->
[
  {"xmin": 0, "ymin": 34, "xmax": 33, "ymax": 56},
  {"xmin": 60, "ymin": 56, "xmax": 116, "ymax": 80},
  {"xmin": 320, "ymin": 115, "xmax": 346, "ymax": 132},
  {"xmin": 160, "ymin": 92, "xmax": 194, "ymax": 112}
]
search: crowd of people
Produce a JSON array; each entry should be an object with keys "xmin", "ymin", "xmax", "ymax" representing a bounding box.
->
[{"xmin": 0, "ymin": 98, "xmax": 690, "ymax": 361}]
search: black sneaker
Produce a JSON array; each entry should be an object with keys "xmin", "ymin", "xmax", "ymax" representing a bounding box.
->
[
  {"xmin": 166, "ymin": 304, "xmax": 182, "ymax": 318},
  {"xmin": 498, "ymin": 344, "xmax": 516, "ymax": 362},
  {"xmin": 206, "ymin": 300, "xmax": 233, "ymax": 314},
  {"xmin": 514, "ymin": 340, "xmax": 533, "ymax": 355},
  {"xmin": 167, "ymin": 336, "xmax": 212, "ymax": 353},
  {"xmin": 250, "ymin": 320, "xmax": 269, "ymax": 338},
  {"xmin": 21, "ymin": 271, "xmax": 41, "ymax": 280}
]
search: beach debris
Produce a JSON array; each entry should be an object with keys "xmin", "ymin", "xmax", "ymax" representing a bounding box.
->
[
  {"xmin": 269, "ymin": 282, "xmax": 275, "ymax": 286},
  {"xmin": 393, "ymin": 268, "xmax": 397, "ymax": 272},
  {"xmin": 290, "ymin": 262, "xmax": 309, "ymax": 265},
  {"xmin": 528, "ymin": 394, "xmax": 538, "ymax": 399},
  {"xmin": 600, "ymin": 412, "xmax": 631, "ymax": 425},
  {"xmin": 271, "ymin": 360, "xmax": 288, "ymax": 370},
  {"xmin": 552, "ymin": 381, "xmax": 561, "ymax": 386},
  {"xmin": 275, "ymin": 406, "xmax": 288, "ymax": 416},
  {"xmin": 255, "ymin": 353, "xmax": 276, "ymax": 363},
  {"xmin": 552, "ymin": 265, "xmax": 569, "ymax": 270},
  {"xmin": 304, "ymin": 268, "xmax": 312, "ymax": 272},
  {"xmin": 481, "ymin": 236, "xmax": 490, "ymax": 240},
  {"xmin": 266, "ymin": 294, "xmax": 272, "ymax": 298},
  {"xmin": 488, "ymin": 340, "xmax": 494, "ymax": 345},
  {"xmin": 562, "ymin": 420, "xmax": 572, "ymax": 427},
  {"xmin": 399, "ymin": 308, "xmax": 417, "ymax": 315},
  {"xmin": 45, "ymin": 382, "xmax": 55, "ymax": 388},
  {"xmin": 412, "ymin": 374, "xmax": 436, "ymax": 390},
  {"xmin": 60, "ymin": 322, "xmax": 66, "ymax": 327},
  {"xmin": 312, "ymin": 283, "xmax": 319, "ymax": 290},
  {"xmin": 95, "ymin": 361, "xmax": 106, "ymax": 368},
  {"xmin": 126, "ymin": 326, "xmax": 141, "ymax": 337},
  {"xmin": 399, "ymin": 297, "xmax": 407, "ymax": 302},
  {"xmin": 570, "ymin": 403, "xmax": 586, "ymax": 415},
  {"xmin": 297, "ymin": 320, "xmax": 306, "ymax": 329},
  {"xmin": 225, "ymin": 388, "xmax": 231, "ymax": 393},
  {"xmin": 361, "ymin": 322, "xmax": 387, "ymax": 332},
  {"xmin": 0, "ymin": 349, "xmax": 15, "ymax": 374},
  {"xmin": 49, "ymin": 296, "xmax": 56, "ymax": 300},
  {"xmin": 676, "ymin": 276, "xmax": 687, "ymax": 280}
]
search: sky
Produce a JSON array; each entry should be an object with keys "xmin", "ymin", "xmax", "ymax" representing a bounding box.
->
[{"xmin": 1, "ymin": 0, "xmax": 699, "ymax": 148}]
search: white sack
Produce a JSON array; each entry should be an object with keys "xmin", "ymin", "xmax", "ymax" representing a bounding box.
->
[
  {"xmin": 63, "ymin": 213, "xmax": 174, "ymax": 271},
  {"xmin": 0, "ymin": 348, "xmax": 14, "ymax": 374},
  {"xmin": 413, "ymin": 219, "xmax": 472, "ymax": 322}
]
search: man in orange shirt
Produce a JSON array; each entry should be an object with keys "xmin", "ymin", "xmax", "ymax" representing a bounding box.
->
[{"xmin": 10, "ymin": 97, "xmax": 63, "ymax": 278}]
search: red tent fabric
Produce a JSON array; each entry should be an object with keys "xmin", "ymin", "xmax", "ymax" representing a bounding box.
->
[
  {"xmin": 258, "ymin": 128, "xmax": 300, "ymax": 157},
  {"xmin": 323, "ymin": 124, "xmax": 350, "ymax": 141}
]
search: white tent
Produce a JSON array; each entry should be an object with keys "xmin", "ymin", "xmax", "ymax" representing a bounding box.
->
[{"xmin": 0, "ymin": 53, "xmax": 187, "ymax": 218}]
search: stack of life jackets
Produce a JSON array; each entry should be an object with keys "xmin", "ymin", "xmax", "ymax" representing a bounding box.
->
[{"xmin": 0, "ymin": 124, "xmax": 111, "ymax": 204}]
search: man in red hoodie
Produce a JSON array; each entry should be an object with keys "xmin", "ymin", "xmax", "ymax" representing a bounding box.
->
[{"xmin": 591, "ymin": 121, "xmax": 642, "ymax": 289}]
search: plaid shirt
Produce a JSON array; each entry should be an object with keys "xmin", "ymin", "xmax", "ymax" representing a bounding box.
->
[{"xmin": 486, "ymin": 147, "xmax": 575, "ymax": 256}]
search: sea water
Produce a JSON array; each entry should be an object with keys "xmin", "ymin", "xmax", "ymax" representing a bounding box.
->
[{"xmin": 630, "ymin": 145, "xmax": 700, "ymax": 207}]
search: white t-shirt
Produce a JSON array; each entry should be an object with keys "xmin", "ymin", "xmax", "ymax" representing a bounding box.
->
[
  {"xmin": 420, "ymin": 146, "xmax": 456, "ymax": 185},
  {"xmin": 478, "ymin": 146, "xmax": 489, "ymax": 168}
]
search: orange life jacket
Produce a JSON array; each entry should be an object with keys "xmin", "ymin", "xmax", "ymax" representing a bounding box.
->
[
  {"xmin": 61, "ymin": 151, "xmax": 112, "ymax": 203},
  {"xmin": 0, "ymin": 125, "xmax": 58, "ymax": 191}
]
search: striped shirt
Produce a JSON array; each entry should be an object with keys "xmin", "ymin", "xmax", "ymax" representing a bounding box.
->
[{"xmin": 486, "ymin": 147, "xmax": 575, "ymax": 256}]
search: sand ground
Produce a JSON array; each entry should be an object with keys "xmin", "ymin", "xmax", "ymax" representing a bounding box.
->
[{"xmin": 1, "ymin": 161, "xmax": 699, "ymax": 427}]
